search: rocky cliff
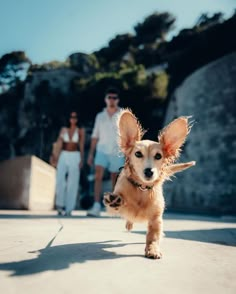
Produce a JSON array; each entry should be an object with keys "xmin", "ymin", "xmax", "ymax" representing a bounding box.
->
[
  {"xmin": 0, "ymin": 68, "xmax": 80, "ymax": 162},
  {"xmin": 164, "ymin": 52, "xmax": 236, "ymax": 215}
]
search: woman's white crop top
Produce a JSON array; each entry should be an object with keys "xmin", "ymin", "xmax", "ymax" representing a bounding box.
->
[{"xmin": 61, "ymin": 128, "xmax": 79, "ymax": 143}]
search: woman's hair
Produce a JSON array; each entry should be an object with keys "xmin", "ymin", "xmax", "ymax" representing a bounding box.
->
[
  {"xmin": 65, "ymin": 110, "xmax": 81, "ymax": 127},
  {"xmin": 69, "ymin": 110, "xmax": 78, "ymax": 117}
]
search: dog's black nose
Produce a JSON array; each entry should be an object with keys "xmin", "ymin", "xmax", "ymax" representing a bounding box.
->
[{"xmin": 144, "ymin": 168, "xmax": 154, "ymax": 178}]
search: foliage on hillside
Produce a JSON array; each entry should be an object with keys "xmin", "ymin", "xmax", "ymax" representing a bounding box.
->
[{"xmin": 0, "ymin": 10, "xmax": 235, "ymax": 161}]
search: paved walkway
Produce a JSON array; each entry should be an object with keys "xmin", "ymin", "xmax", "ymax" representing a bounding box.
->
[{"xmin": 0, "ymin": 210, "xmax": 236, "ymax": 294}]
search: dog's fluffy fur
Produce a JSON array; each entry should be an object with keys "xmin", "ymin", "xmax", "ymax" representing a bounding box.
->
[{"xmin": 103, "ymin": 109, "xmax": 195, "ymax": 259}]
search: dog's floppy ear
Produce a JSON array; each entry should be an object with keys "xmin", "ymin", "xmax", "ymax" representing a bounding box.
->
[
  {"xmin": 117, "ymin": 108, "xmax": 144, "ymax": 155},
  {"xmin": 158, "ymin": 116, "xmax": 191, "ymax": 161}
]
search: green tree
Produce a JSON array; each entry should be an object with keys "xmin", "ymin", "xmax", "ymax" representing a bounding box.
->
[
  {"xmin": 95, "ymin": 34, "xmax": 134, "ymax": 67},
  {"xmin": 195, "ymin": 12, "xmax": 224, "ymax": 30},
  {"xmin": 150, "ymin": 71, "xmax": 169, "ymax": 99},
  {"xmin": 108, "ymin": 34, "xmax": 134, "ymax": 58},
  {"xmin": 0, "ymin": 51, "xmax": 31, "ymax": 93},
  {"xmin": 69, "ymin": 53, "xmax": 99, "ymax": 74},
  {"xmin": 134, "ymin": 12, "xmax": 176, "ymax": 44}
]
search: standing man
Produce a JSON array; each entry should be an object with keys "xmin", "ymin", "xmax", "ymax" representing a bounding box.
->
[{"xmin": 87, "ymin": 87, "xmax": 124, "ymax": 217}]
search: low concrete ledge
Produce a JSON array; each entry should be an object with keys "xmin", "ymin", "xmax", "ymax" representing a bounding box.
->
[{"xmin": 0, "ymin": 155, "xmax": 56, "ymax": 210}]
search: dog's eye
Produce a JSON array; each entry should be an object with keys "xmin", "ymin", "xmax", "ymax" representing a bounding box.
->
[
  {"xmin": 135, "ymin": 151, "xmax": 143, "ymax": 158},
  {"xmin": 154, "ymin": 153, "xmax": 162, "ymax": 160}
]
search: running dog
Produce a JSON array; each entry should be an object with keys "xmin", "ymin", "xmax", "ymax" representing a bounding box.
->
[{"xmin": 103, "ymin": 109, "xmax": 195, "ymax": 259}]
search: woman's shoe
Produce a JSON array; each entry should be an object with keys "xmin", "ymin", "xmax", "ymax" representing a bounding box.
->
[{"xmin": 57, "ymin": 206, "xmax": 65, "ymax": 216}]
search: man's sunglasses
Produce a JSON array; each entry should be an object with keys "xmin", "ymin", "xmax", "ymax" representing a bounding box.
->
[
  {"xmin": 107, "ymin": 95, "xmax": 119, "ymax": 100},
  {"xmin": 70, "ymin": 116, "xmax": 77, "ymax": 119}
]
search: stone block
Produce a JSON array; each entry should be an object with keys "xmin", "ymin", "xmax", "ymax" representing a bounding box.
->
[{"xmin": 0, "ymin": 155, "xmax": 56, "ymax": 210}]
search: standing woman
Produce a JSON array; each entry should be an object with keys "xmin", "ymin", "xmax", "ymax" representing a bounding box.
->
[{"xmin": 55, "ymin": 111, "xmax": 85, "ymax": 216}]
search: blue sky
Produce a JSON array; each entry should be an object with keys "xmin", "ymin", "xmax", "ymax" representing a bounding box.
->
[{"xmin": 0, "ymin": 0, "xmax": 235, "ymax": 64}]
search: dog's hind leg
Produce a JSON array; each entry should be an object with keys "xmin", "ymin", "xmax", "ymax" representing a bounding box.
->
[{"xmin": 125, "ymin": 221, "xmax": 133, "ymax": 231}]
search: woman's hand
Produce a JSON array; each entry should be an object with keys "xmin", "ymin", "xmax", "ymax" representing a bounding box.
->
[{"xmin": 79, "ymin": 159, "xmax": 84, "ymax": 169}]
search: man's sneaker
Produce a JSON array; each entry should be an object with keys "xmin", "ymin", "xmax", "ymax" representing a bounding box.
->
[
  {"xmin": 64, "ymin": 211, "xmax": 72, "ymax": 217},
  {"xmin": 87, "ymin": 202, "xmax": 101, "ymax": 217}
]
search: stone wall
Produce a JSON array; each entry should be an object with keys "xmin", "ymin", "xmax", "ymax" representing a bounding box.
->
[{"xmin": 164, "ymin": 52, "xmax": 236, "ymax": 215}]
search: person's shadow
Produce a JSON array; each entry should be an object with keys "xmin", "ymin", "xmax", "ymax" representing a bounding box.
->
[{"xmin": 0, "ymin": 239, "xmax": 142, "ymax": 276}]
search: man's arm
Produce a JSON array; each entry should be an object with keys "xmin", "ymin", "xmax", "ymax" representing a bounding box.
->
[
  {"xmin": 87, "ymin": 137, "xmax": 98, "ymax": 166},
  {"xmin": 87, "ymin": 114, "xmax": 100, "ymax": 166}
]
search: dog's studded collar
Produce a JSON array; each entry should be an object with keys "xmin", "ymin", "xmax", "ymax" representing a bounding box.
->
[{"xmin": 127, "ymin": 177, "xmax": 153, "ymax": 191}]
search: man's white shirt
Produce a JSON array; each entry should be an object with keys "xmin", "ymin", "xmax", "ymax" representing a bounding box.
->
[{"xmin": 91, "ymin": 108, "xmax": 121, "ymax": 155}]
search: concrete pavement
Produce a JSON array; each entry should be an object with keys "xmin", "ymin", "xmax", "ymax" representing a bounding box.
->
[{"xmin": 0, "ymin": 209, "xmax": 236, "ymax": 294}]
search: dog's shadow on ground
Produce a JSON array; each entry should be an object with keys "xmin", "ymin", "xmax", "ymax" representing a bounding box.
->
[
  {"xmin": 132, "ymin": 228, "xmax": 236, "ymax": 247},
  {"xmin": 0, "ymin": 240, "xmax": 142, "ymax": 277}
]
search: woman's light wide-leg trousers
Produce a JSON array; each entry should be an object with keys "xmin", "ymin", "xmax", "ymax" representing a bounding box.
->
[{"xmin": 55, "ymin": 151, "xmax": 81, "ymax": 213}]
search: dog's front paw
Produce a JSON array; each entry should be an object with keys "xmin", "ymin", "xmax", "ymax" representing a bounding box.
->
[
  {"xmin": 103, "ymin": 193, "xmax": 124, "ymax": 210},
  {"xmin": 145, "ymin": 245, "xmax": 162, "ymax": 260}
]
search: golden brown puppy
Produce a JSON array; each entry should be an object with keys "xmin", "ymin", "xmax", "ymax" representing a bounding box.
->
[{"xmin": 103, "ymin": 109, "xmax": 195, "ymax": 259}]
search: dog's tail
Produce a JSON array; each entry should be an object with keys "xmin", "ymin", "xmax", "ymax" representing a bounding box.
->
[{"xmin": 165, "ymin": 161, "xmax": 196, "ymax": 179}]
